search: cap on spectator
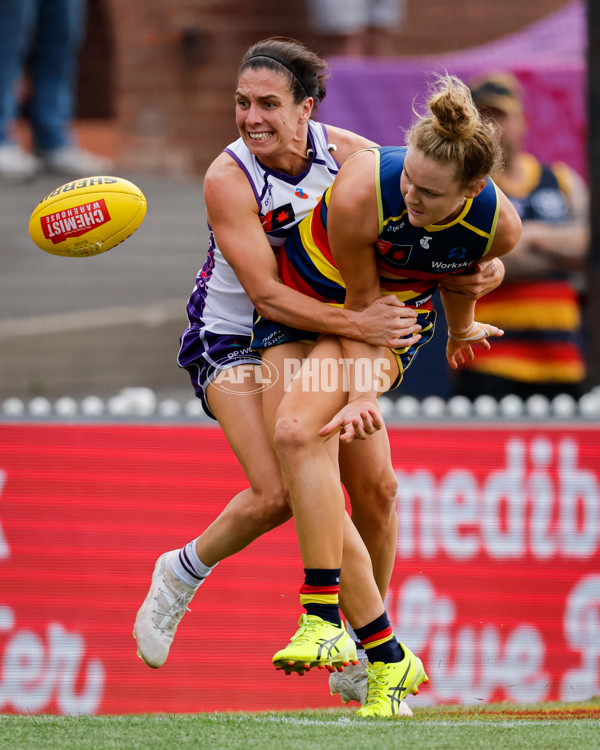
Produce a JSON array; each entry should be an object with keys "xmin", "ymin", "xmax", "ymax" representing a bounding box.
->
[{"xmin": 469, "ymin": 72, "xmax": 523, "ymax": 114}]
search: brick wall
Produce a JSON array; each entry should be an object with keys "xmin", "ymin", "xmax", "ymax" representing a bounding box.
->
[{"xmin": 82, "ymin": 0, "xmax": 573, "ymax": 174}]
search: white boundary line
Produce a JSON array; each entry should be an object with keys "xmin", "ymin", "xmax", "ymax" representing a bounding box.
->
[{"xmin": 208, "ymin": 714, "xmax": 600, "ymax": 728}]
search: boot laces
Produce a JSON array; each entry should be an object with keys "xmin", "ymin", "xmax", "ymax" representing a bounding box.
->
[
  {"xmin": 152, "ymin": 581, "xmax": 193, "ymax": 633},
  {"xmin": 362, "ymin": 663, "xmax": 390, "ymax": 706},
  {"xmin": 290, "ymin": 615, "xmax": 323, "ymax": 644}
]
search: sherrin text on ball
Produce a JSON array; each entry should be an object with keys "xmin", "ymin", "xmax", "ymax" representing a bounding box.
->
[{"xmin": 28, "ymin": 175, "xmax": 147, "ymax": 257}]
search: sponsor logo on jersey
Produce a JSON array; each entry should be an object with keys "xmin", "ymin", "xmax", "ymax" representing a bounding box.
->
[
  {"xmin": 376, "ymin": 239, "xmax": 412, "ymax": 267},
  {"xmin": 420, "ymin": 236, "xmax": 433, "ymax": 249},
  {"xmin": 430, "ymin": 246, "xmax": 470, "ymax": 269},
  {"xmin": 261, "ymin": 203, "xmax": 296, "ymax": 232},
  {"xmin": 448, "ymin": 246, "xmax": 468, "ymax": 261},
  {"xmin": 295, "ymin": 188, "xmax": 309, "ymax": 200},
  {"xmin": 431, "ymin": 260, "xmax": 471, "ymax": 271}
]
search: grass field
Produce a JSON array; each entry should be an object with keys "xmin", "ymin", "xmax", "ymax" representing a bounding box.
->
[{"xmin": 2, "ymin": 699, "xmax": 599, "ymax": 750}]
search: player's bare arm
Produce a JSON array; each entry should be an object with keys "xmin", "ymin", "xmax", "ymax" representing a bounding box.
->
[
  {"xmin": 205, "ymin": 152, "xmax": 419, "ymax": 347},
  {"xmin": 320, "ymin": 151, "xmax": 410, "ymax": 441},
  {"xmin": 442, "ymin": 188, "xmax": 521, "ymax": 368}
]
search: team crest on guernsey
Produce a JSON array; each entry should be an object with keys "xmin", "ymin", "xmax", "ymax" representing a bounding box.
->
[
  {"xmin": 376, "ymin": 239, "xmax": 412, "ymax": 267},
  {"xmin": 261, "ymin": 203, "xmax": 296, "ymax": 232}
]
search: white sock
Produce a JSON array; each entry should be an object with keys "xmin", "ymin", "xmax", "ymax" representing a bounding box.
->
[{"xmin": 168, "ymin": 538, "xmax": 217, "ymax": 588}]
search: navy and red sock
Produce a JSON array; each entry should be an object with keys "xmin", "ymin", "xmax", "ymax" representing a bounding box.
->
[
  {"xmin": 299, "ymin": 568, "xmax": 342, "ymax": 627},
  {"xmin": 354, "ymin": 612, "xmax": 404, "ymax": 663}
]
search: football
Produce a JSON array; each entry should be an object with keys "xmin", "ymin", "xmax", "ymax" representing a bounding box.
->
[{"xmin": 28, "ymin": 175, "xmax": 147, "ymax": 258}]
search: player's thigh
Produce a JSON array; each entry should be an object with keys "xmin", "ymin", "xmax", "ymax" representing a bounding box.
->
[
  {"xmin": 276, "ymin": 337, "xmax": 399, "ymax": 429},
  {"xmin": 207, "ymin": 371, "xmax": 282, "ymax": 492},
  {"xmin": 275, "ymin": 335, "xmax": 350, "ymax": 433},
  {"xmin": 260, "ymin": 340, "xmax": 313, "ymax": 440}
]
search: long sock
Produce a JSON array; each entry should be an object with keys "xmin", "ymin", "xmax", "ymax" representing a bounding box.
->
[
  {"xmin": 168, "ymin": 538, "xmax": 217, "ymax": 588},
  {"xmin": 299, "ymin": 568, "xmax": 342, "ymax": 626},
  {"xmin": 354, "ymin": 612, "xmax": 404, "ymax": 664}
]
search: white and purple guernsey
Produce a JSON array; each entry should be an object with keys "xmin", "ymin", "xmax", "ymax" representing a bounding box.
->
[
  {"xmin": 178, "ymin": 120, "xmax": 342, "ymax": 417},
  {"xmin": 183, "ymin": 120, "xmax": 341, "ymax": 337}
]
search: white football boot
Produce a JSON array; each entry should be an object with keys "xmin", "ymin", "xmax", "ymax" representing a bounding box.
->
[
  {"xmin": 133, "ymin": 550, "xmax": 197, "ymax": 668},
  {"xmin": 329, "ymin": 657, "xmax": 414, "ymax": 715}
]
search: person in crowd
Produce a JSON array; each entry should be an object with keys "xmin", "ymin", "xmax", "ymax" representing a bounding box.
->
[
  {"xmin": 258, "ymin": 72, "xmax": 521, "ymax": 716},
  {"xmin": 452, "ymin": 71, "xmax": 590, "ymax": 401},
  {"xmin": 0, "ymin": 0, "xmax": 111, "ymax": 180},
  {"xmin": 133, "ymin": 40, "xmax": 504, "ymax": 712},
  {"xmin": 304, "ymin": 0, "xmax": 407, "ymax": 57}
]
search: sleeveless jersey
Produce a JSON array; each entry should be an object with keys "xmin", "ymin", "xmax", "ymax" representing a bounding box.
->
[
  {"xmin": 183, "ymin": 120, "xmax": 341, "ymax": 336},
  {"xmin": 277, "ymin": 146, "xmax": 500, "ymax": 310},
  {"xmin": 253, "ymin": 146, "xmax": 499, "ymax": 375},
  {"xmin": 466, "ymin": 155, "xmax": 585, "ymax": 385}
]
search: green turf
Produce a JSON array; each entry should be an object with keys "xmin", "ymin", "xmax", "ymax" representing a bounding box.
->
[{"xmin": 1, "ymin": 700, "xmax": 598, "ymax": 750}]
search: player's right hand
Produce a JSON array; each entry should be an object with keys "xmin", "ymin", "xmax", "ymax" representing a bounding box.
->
[{"xmin": 357, "ymin": 296, "xmax": 422, "ymax": 348}]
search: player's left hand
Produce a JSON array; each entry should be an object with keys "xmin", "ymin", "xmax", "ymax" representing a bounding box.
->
[
  {"xmin": 319, "ymin": 398, "xmax": 384, "ymax": 443},
  {"xmin": 440, "ymin": 258, "xmax": 504, "ymax": 300},
  {"xmin": 446, "ymin": 321, "xmax": 504, "ymax": 369}
]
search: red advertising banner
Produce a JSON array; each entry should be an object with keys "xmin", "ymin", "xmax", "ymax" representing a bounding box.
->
[{"xmin": 0, "ymin": 423, "xmax": 598, "ymax": 715}]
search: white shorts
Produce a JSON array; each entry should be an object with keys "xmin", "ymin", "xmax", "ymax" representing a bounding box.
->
[{"xmin": 306, "ymin": 0, "xmax": 401, "ymax": 34}]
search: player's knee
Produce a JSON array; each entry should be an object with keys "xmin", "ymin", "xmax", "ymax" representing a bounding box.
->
[
  {"xmin": 362, "ymin": 471, "xmax": 398, "ymax": 519},
  {"xmin": 249, "ymin": 484, "xmax": 291, "ymax": 530},
  {"xmin": 273, "ymin": 415, "xmax": 312, "ymax": 458}
]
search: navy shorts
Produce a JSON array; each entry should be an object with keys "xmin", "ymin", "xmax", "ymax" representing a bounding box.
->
[
  {"xmin": 252, "ymin": 309, "xmax": 438, "ymax": 392},
  {"xmin": 178, "ymin": 326, "xmax": 261, "ymax": 419},
  {"xmin": 251, "ymin": 315, "xmax": 318, "ymax": 351}
]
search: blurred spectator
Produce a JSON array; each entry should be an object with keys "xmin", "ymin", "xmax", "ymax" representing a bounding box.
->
[
  {"xmin": 0, "ymin": 0, "xmax": 111, "ymax": 180},
  {"xmin": 452, "ymin": 72, "xmax": 590, "ymax": 401},
  {"xmin": 305, "ymin": 0, "xmax": 406, "ymax": 57}
]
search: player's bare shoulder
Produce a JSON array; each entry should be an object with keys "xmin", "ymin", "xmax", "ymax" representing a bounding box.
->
[
  {"xmin": 322, "ymin": 123, "xmax": 378, "ymax": 164},
  {"xmin": 336, "ymin": 147, "xmax": 378, "ymax": 197},
  {"xmin": 489, "ymin": 188, "xmax": 523, "ymax": 258},
  {"xmin": 329, "ymin": 149, "xmax": 379, "ymax": 233},
  {"xmin": 204, "ymin": 151, "xmax": 256, "ymax": 218},
  {"xmin": 204, "ymin": 151, "xmax": 246, "ymax": 194}
]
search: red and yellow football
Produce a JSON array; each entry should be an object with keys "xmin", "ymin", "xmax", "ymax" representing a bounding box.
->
[{"xmin": 28, "ymin": 175, "xmax": 147, "ymax": 258}]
